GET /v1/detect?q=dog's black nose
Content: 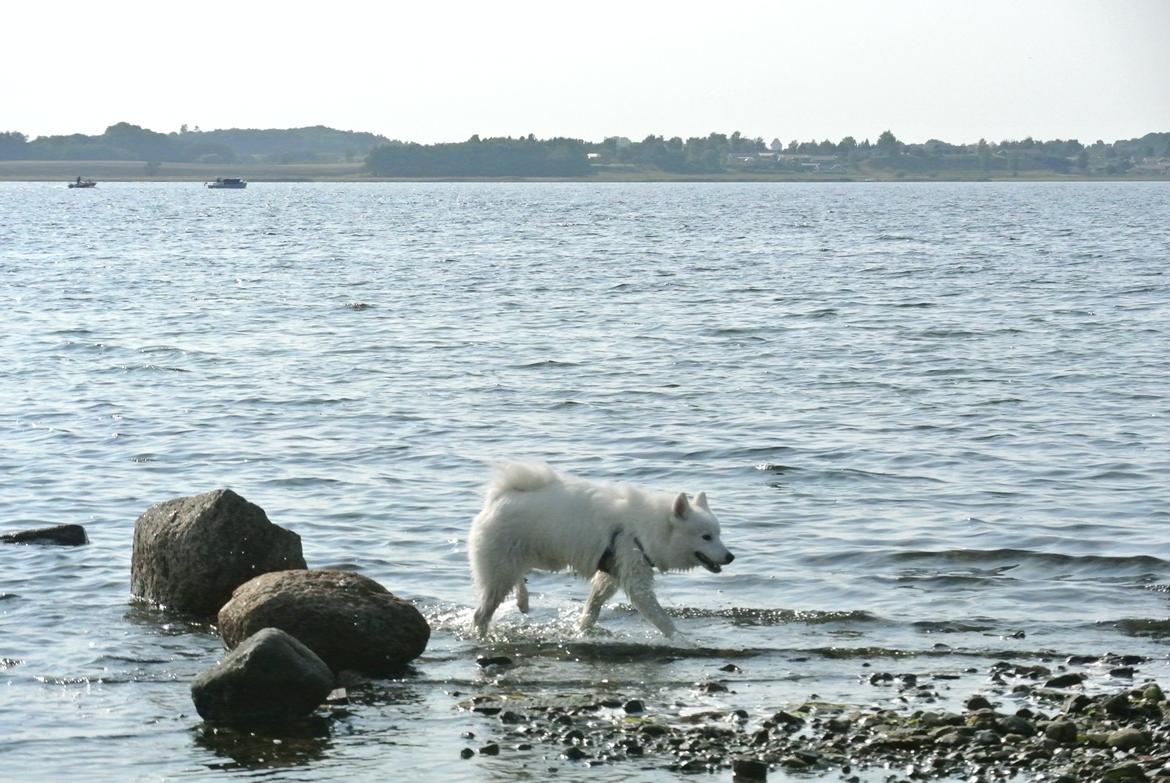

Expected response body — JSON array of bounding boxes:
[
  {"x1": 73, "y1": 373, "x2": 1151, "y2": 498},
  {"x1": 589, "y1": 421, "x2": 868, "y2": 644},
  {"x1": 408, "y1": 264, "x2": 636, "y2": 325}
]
[{"x1": 725, "y1": 552, "x2": 735, "y2": 564}]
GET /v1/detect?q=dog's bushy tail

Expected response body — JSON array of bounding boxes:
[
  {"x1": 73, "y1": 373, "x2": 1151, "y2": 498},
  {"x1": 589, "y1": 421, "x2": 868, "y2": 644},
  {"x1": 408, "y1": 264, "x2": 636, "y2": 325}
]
[{"x1": 488, "y1": 460, "x2": 559, "y2": 496}]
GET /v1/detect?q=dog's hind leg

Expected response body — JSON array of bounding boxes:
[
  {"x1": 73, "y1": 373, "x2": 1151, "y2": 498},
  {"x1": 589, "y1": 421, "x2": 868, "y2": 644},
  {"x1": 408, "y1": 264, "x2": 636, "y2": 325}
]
[
  {"x1": 579, "y1": 571, "x2": 619, "y2": 631},
  {"x1": 473, "y1": 585, "x2": 508, "y2": 638},
  {"x1": 515, "y1": 577, "x2": 529, "y2": 614},
  {"x1": 472, "y1": 562, "x2": 519, "y2": 638}
]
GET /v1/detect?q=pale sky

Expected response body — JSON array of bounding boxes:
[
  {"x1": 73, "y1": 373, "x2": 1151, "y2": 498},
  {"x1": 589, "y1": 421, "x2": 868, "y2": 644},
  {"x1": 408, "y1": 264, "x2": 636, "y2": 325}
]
[{"x1": 5, "y1": 0, "x2": 1169, "y2": 145}]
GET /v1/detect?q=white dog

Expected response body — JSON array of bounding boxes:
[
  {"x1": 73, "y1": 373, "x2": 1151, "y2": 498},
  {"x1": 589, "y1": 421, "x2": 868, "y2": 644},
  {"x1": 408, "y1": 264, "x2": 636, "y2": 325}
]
[{"x1": 468, "y1": 461, "x2": 734, "y2": 638}]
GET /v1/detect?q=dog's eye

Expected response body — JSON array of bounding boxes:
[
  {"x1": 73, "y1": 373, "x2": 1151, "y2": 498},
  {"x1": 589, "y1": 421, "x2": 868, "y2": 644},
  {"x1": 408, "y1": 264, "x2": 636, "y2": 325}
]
[{"x1": 702, "y1": 534, "x2": 713, "y2": 541}]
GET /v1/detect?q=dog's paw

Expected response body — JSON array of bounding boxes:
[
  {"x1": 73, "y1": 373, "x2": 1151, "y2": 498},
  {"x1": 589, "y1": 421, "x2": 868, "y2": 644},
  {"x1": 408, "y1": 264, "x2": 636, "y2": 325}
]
[{"x1": 578, "y1": 624, "x2": 614, "y2": 638}]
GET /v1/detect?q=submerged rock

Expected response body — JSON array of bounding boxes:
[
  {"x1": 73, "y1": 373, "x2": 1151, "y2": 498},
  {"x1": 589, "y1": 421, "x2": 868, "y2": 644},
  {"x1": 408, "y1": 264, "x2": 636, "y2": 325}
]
[
  {"x1": 131, "y1": 489, "x2": 306, "y2": 616},
  {"x1": 1, "y1": 524, "x2": 88, "y2": 546},
  {"x1": 732, "y1": 757, "x2": 768, "y2": 780},
  {"x1": 191, "y1": 627, "x2": 334, "y2": 725},
  {"x1": 217, "y1": 569, "x2": 429, "y2": 675}
]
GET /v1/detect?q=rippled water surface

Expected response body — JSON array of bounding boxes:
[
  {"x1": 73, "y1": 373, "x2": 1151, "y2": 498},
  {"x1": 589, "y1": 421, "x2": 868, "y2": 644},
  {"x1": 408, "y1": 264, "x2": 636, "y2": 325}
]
[{"x1": 1, "y1": 181, "x2": 1169, "y2": 781}]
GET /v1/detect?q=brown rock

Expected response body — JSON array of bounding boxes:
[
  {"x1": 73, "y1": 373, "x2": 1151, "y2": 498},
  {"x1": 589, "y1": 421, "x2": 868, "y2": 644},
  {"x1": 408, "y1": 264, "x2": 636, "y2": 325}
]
[
  {"x1": 130, "y1": 489, "x2": 306, "y2": 617},
  {"x1": 217, "y1": 569, "x2": 429, "y2": 674}
]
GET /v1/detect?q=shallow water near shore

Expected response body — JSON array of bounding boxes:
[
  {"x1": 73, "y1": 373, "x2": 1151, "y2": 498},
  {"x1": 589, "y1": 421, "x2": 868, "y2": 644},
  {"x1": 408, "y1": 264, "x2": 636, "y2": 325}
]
[{"x1": 2, "y1": 181, "x2": 1169, "y2": 781}]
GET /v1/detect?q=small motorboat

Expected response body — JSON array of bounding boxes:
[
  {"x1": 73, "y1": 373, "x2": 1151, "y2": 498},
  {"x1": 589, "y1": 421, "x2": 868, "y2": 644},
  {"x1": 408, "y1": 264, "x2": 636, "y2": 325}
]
[
  {"x1": 206, "y1": 177, "x2": 247, "y2": 189},
  {"x1": 69, "y1": 177, "x2": 97, "y2": 188}
]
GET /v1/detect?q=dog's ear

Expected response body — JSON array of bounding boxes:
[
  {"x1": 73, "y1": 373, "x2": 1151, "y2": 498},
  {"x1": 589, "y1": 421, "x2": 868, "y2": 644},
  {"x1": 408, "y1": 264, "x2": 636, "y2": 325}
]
[
  {"x1": 695, "y1": 492, "x2": 709, "y2": 511},
  {"x1": 672, "y1": 492, "x2": 691, "y2": 520}
]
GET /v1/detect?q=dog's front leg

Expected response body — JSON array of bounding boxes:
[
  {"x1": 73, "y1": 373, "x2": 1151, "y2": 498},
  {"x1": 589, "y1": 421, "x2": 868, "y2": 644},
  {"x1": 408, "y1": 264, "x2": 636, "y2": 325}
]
[
  {"x1": 621, "y1": 562, "x2": 678, "y2": 637},
  {"x1": 580, "y1": 571, "x2": 619, "y2": 630}
]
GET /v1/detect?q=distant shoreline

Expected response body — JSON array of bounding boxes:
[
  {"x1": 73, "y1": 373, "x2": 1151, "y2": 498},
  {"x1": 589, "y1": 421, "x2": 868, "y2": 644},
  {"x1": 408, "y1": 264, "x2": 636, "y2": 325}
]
[{"x1": 1, "y1": 159, "x2": 1165, "y2": 184}]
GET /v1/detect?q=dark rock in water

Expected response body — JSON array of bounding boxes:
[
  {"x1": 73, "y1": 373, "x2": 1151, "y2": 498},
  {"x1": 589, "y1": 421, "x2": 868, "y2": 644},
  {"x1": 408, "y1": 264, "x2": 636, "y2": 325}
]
[
  {"x1": 476, "y1": 655, "x2": 514, "y2": 669},
  {"x1": 131, "y1": 489, "x2": 306, "y2": 617},
  {"x1": 217, "y1": 569, "x2": 429, "y2": 674},
  {"x1": 623, "y1": 699, "x2": 645, "y2": 714},
  {"x1": 1044, "y1": 672, "x2": 1086, "y2": 689},
  {"x1": 1, "y1": 524, "x2": 88, "y2": 546},
  {"x1": 769, "y1": 710, "x2": 805, "y2": 730},
  {"x1": 1063, "y1": 693, "x2": 1092, "y2": 714},
  {"x1": 732, "y1": 757, "x2": 768, "y2": 780},
  {"x1": 965, "y1": 695, "x2": 993, "y2": 711},
  {"x1": 190, "y1": 627, "x2": 334, "y2": 725}
]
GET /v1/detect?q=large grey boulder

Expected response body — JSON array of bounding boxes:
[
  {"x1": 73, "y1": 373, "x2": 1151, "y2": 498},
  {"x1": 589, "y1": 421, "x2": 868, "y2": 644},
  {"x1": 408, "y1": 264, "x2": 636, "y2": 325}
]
[
  {"x1": 191, "y1": 627, "x2": 334, "y2": 725},
  {"x1": 218, "y1": 569, "x2": 430, "y2": 675},
  {"x1": 131, "y1": 489, "x2": 306, "y2": 617}
]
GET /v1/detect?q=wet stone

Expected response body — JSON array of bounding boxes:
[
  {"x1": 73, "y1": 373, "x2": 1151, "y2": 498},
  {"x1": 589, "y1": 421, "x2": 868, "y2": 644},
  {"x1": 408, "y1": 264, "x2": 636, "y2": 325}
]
[
  {"x1": 732, "y1": 757, "x2": 768, "y2": 780},
  {"x1": 1107, "y1": 728, "x2": 1149, "y2": 751},
  {"x1": 696, "y1": 681, "x2": 729, "y2": 693},
  {"x1": 1104, "y1": 693, "x2": 1131, "y2": 717},
  {"x1": 1045, "y1": 673, "x2": 1087, "y2": 689},
  {"x1": 965, "y1": 695, "x2": 993, "y2": 711},
  {"x1": 998, "y1": 715, "x2": 1036, "y2": 736},
  {"x1": 623, "y1": 699, "x2": 645, "y2": 714},
  {"x1": 1, "y1": 523, "x2": 88, "y2": 546},
  {"x1": 1044, "y1": 720, "x2": 1079, "y2": 744},
  {"x1": 1101, "y1": 761, "x2": 1148, "y2": 781}
]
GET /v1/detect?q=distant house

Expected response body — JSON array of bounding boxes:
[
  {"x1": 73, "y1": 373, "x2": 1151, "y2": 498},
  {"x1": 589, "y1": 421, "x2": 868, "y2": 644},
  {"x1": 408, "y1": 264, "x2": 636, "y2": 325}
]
[{"x1": 1134, "y1": 157, "x2": 1170, "y2": 174}]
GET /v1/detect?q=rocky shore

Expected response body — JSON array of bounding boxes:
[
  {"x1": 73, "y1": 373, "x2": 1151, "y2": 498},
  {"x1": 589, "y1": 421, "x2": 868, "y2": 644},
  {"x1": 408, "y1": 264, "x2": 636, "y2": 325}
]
[{"x1": 455, "y1": 658, "x2": 1170, "y2": 781}]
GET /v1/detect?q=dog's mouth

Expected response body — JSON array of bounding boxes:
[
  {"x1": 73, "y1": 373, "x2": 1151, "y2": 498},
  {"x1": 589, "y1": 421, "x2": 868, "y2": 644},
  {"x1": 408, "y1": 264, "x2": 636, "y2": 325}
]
[{"x1": 695, "y1": 551, "x2": 722, "y2": 574}]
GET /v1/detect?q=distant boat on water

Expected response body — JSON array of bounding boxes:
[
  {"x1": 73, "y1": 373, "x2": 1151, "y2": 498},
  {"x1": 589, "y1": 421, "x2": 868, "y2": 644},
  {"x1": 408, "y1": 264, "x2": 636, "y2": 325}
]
[
  {"x1": 69, "y1": 177, "x2": 96, "y2": 188},
  {"x1": 206, "y1": 177, "x2": 246, "y2": 189}
]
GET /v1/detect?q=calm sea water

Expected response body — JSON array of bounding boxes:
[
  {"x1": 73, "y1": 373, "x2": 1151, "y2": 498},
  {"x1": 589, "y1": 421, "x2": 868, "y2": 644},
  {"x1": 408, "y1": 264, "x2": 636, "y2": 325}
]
[{"x1": 1, "y1": 181, "x2": 1168, "y2": 781}]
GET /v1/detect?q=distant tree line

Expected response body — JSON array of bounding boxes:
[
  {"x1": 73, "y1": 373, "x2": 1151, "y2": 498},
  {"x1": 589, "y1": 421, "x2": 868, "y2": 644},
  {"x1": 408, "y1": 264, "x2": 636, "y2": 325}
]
[
  {"x1": 591, "y1": 130, "x2": 1170, "y2": 176},
  {"x1": 362, "y1": 130, "x2": 1169, "y2": 177},
  {"x1": 365, "y1": 136, "x2": 590, "y2": 177},
  {"x1": 3, "y1": 122, "x2": 1168, "y2": 178},
  {"x1": 0, "y1": 123, "x2": 389, "y2": 164}
]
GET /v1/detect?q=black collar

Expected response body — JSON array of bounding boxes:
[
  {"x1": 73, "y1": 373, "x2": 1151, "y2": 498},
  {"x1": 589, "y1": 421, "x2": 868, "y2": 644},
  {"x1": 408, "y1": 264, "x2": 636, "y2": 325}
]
[
  {"x1": 632, "y1": 535, "x2": 656, "y2": 569},
  {"x1": 597, "y1": 528, "x2": 656, "y2": 574}
]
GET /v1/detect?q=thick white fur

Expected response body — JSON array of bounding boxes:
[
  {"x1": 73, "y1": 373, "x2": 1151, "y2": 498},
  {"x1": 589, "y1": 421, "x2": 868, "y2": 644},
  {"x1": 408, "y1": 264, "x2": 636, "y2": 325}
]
[{"x1": 468, "y1": 461, "x2": 734, "y2": 638}]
